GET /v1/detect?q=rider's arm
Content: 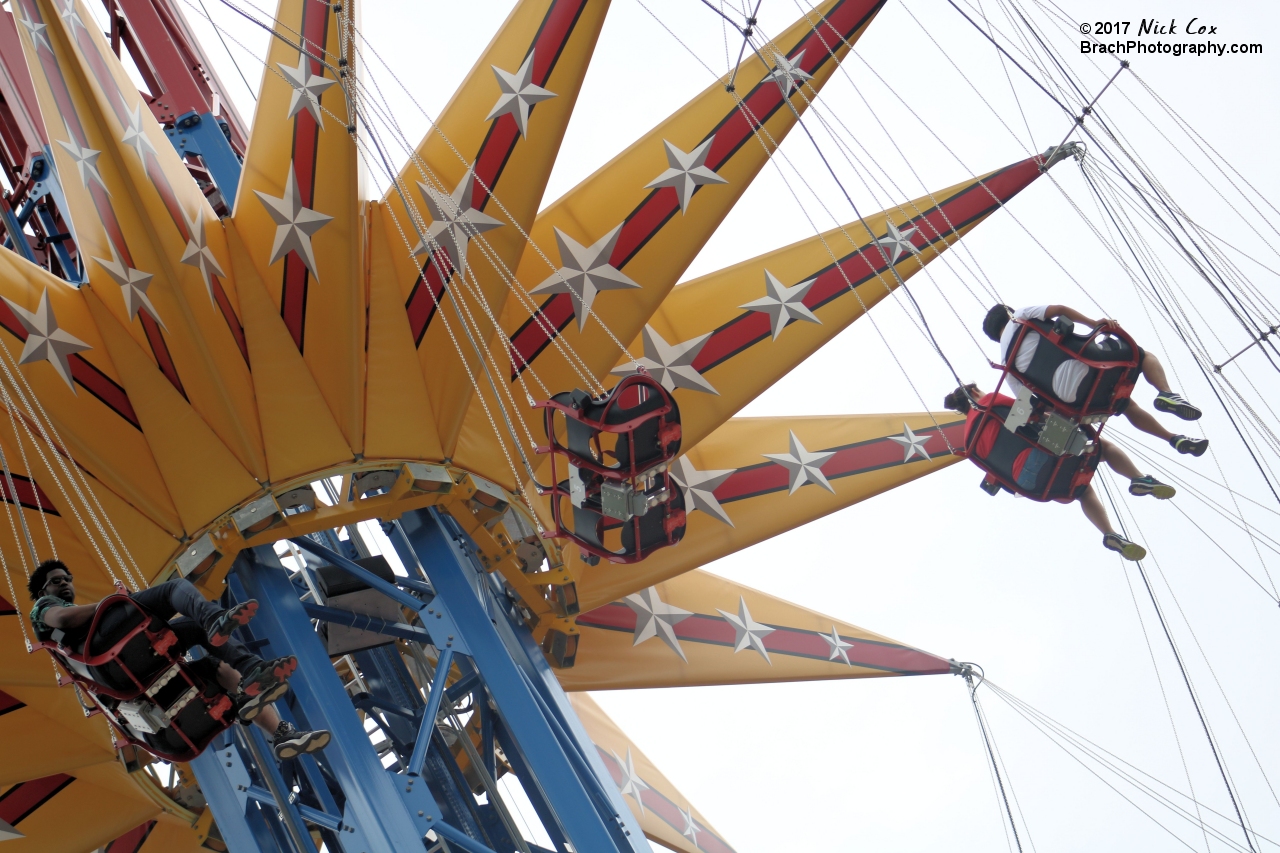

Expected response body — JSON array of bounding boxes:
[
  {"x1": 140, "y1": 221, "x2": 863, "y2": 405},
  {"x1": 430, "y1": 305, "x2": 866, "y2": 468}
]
[
  {"x1": 1044, "y1": 304, "x2": 1101, "y2": 329},
  {"x1": 44, "y1": 602, "x2": 100, "y2": 631}
]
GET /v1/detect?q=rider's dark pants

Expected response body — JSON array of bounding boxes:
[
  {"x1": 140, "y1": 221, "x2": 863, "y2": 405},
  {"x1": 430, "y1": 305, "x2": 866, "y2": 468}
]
[{"x1": 131, "y1": 579, "x2": 263, "y2": 674}]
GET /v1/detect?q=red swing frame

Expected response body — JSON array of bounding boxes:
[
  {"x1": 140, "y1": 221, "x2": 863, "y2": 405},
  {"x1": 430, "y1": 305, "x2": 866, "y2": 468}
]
[
  {"x1": 536, "y1": 373, "x2": 686, "y2": 564},
  {"x1": 997, "y1": 317, "x2": 1141, "y2": 421},
  {"x1": 962, "y1": 397, "x2": 1102, "y2": 504},
  {"x1": 33, "y1": 594, "x2": 235, "y2": 762}
]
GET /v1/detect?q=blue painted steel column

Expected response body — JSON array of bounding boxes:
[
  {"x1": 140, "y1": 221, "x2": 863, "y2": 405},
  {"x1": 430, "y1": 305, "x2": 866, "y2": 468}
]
[
  {"x1": 164, "y1": 112, "x2": 243, "y2": 209},
  {"x1": 232, "y1": 547, "x2": 435, "y2": 853},
  {"x1": 190, "y1": 734, "x2": 286, "y2": 853},
  {"x1": 396, "y1": 508, "x2": 651, "y2": 853}
]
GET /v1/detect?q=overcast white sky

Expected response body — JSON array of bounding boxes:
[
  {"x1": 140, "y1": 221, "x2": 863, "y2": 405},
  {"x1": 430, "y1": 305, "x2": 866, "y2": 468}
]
[{"x1": 165, "y1": 0, "x2": 1280, "y2": 849}]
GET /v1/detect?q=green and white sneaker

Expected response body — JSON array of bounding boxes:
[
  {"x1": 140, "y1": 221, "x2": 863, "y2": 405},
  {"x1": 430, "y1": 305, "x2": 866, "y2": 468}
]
[
  {"x1": 1170, "y1": 435, "x2": 1208, "y2": 457},
  {"x1": 1129, "y1": 476, "x2": 1175, "y2": 499},
  {"x1": 1153, "y1": 392, "x2": 1202, "y2": 421},
  {"x1": 1103, "y1": 533, "x2": 1146, "y2": 561}
]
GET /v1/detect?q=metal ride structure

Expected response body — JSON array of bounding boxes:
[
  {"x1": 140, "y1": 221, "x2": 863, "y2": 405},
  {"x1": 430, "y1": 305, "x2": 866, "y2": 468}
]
[{"x1": 0, "y1": 0, "x2": 1093, "y2": 850}]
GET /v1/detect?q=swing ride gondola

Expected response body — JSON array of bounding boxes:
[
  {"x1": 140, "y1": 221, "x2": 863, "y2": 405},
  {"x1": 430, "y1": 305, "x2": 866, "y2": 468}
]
[
  {"x1": 0, "y1": 0, "x2": 1274, "y2": 851},
  {"x1": 962, "y1": 317, "x2": 1142, "y2": 502}
]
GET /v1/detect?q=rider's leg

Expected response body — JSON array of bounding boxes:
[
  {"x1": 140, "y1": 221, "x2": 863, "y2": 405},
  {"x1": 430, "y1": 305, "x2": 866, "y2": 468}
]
[
  {"x1": 170, "y1": 618, "x2": 263, "y2": 674},
  {"x1": 1141, "y1": 351, "x2": 1173, "y2": 393},
  {"x1": 130, "y1": 579, "x2": 250, "y2": 640},
  {"x1": 213, "y1": 663, "x2": 285, "y2": 734},
  {"x1": 1100, "y1": 439, "x2": 1144, "y2": 479},
  {"x1": 1122, "y1": 402, "x2": 1177, "y2": 442},
  {"x1": 1079, "y1": 485, "x2": 1115, "y2": 535}
]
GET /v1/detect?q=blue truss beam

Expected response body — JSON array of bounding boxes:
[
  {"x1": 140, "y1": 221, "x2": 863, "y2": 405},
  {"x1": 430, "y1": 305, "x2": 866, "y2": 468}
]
[
  {"x1": 393, "y1": 508, "x2": 651, "y2": 853},
  {"x1": 189, "y1": 507, "x2": 652, "y2": 853}
]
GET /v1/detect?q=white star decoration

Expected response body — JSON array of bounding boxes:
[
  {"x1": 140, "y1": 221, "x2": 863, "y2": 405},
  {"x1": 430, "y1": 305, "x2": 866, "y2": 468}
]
[
  {"x1": 58, "y1": 0, "x2": 89, "y2": 36},
  {"x1": 889, "y1": 423, "x2": 933, "y2": 463},
  {"x1": 255, "y1": 163, "x2": 333, "y2": 279},
  {"x1": 55, "y1": 137, "x2": 108, "y2": 194},
  {"x1": 670, "y1": 456, "x2": 735, "y2": 527},
  {"x1": 680, "y1": 806, "x2": 699, "y2": 844},
  {"x1": 822, "y1": 625, "x2": 854, "y2": 666},
  {"x1": 716, "y1": 596, "x2": 774, "y2": 663},
  {"x1": 120, "y1": 103, "x2": 157, "y2": 162},
  {"x1": 92, "y1": 244, "x2": 164, "y2": 329},
  {"x1": 873, "y1": 220, "x2": 919, "y2": 266},
  {"x1": 17, "y1": 7, "x2": 51, "y2": 54},
  {"x1": 612, "y1": 325, "x2": 718, "y2": 395},
  {"x1": 278, "y1": 52, "x2": 337, "y2": 127},
  {"x1": 412, "y1": 169, "x2": 504, "y2": 276},
  {"x1": 624, "y1": 586, "x2": 692, "y2": 661},
  {"x1": 2, "y1": 290, "x2": 90, "y2": 391},
  {"x1": 485, "y1": 52, "x2": 556, "y2": 138},
  {"x1": 644, "y1": 138, "x2": 727, "y2": 215},
  {"x1": 530, "y1": 226, "x2": 639, "y2": 330},
  {"x1": 763, "y1": 430, "x2": 836, "y2": 494},
  {"x1": 769, "y1": 50, "x2": 813, "y2": 94},
  {"x1": 740, "y1": 269, "x2": 821, "y2": 340},
  {"x1": 613, "y1": 749, "x2": 650, "y2": 814},
  {"x1": 180, "y1": 207, "x2": 226, "y2": 304}
]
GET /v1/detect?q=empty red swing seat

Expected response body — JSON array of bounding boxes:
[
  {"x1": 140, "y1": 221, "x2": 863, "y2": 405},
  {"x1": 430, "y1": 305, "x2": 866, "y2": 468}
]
[{"x1": 537, "y1": 373, "x2": 686, "y2": 564}]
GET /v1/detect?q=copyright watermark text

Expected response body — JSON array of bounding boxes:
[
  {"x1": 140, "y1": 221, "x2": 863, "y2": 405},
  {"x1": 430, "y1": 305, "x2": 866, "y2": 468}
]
[{"x1": 1078, "y1": 18, "x2": 1261, "y2": 58}]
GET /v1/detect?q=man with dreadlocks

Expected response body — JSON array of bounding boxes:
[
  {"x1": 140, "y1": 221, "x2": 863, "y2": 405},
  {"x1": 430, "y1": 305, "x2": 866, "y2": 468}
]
[
  {"x1": 982, "y1": 303, "x2": 1209, "y2": 456},
  {"x1": 28, "y1": 559, "x2": 330, "y2": 760}
]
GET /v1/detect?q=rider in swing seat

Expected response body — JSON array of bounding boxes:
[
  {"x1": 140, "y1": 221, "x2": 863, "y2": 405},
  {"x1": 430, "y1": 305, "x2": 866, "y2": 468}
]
[
  {"x1": 945, "y1": 384, "x2": 1176, "y2": 561},
  {"x1": 28, "y1": 560, "x2": 330, "y2": 760},
  {"x1": 982, "y1": 304, "x2": 1209, "y2": 457}
]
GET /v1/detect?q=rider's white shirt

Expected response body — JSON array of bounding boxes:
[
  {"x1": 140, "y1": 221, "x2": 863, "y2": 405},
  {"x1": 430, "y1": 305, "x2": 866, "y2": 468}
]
[{"x1": 999, "y1": 305, "x2": 1089, "y2": 402}]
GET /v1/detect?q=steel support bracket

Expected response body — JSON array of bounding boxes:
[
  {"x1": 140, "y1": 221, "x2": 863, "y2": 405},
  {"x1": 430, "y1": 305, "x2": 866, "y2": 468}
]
[{"x1": 164, "y1": 111, "x2": 242, "y2": 210}]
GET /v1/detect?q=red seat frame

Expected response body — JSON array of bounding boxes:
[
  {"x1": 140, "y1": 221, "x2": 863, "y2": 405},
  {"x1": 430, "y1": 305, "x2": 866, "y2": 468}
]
[
  {"x1": 961, "y1": 398, "x2": 1101, "y2": 504},
  {"x1": 536, "y1": 373, "x2": 686, "y2": 564},
  {"x1": 33, "y1": 594, "x2": 234, "y2": 762},
  {"x1": 997, "y1": 318, "x2": 1140, "y2": 421}
]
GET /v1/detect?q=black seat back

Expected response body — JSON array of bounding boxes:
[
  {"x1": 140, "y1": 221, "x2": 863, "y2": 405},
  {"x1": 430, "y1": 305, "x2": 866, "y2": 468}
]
[
  {"x1": 80, "y1": 599, "x2": 170, "y2": 693},
  {"x1": 970, "y1": 405, "x2": 1099, "y2": 502}
]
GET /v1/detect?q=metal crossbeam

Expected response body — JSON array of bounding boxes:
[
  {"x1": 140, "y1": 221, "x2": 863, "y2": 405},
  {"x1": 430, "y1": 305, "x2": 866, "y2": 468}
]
[{"x1": 189, "y1": 508, "x2": 651, "y2": 853}]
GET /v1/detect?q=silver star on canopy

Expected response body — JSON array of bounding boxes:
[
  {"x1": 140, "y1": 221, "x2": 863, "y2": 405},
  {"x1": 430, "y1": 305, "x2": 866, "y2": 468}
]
[
  {"x1": 255, "y1": 163, "x2": 333, "y2": 279},
  {"x1": 92, "y1": 244, "x2": 164, "y2": 329},
  {"x1": 612, "y1": 326, "x2": 718, "y2": 395},
  {"x1": 17, "y1": 7, "x2": 51, "y2": 54},
  {"x1": 0, "y1": 814, "x2": 23, "y2": 841},
  {"x1": 624, "y1": 586, "x2": 692, "y2": 661},
  {"x1": 612, "y1": 749, "x2": 650, "y2": 814},
  {"x1": 2, "y1": 290, "x2": 90, "y2": 391},
  {"x1": 180, "y1": 207, "x2": 226, "y2": 304},
  {"x1": 644, "y1": 138, "x2": 727, "y2": 214},
  {"x1": 822, "y1": 625, "x2": 854, "y2": 666},
  {"x1": 740, "y1": 269, "x2": 821, "y2": 340},
  {"x1": 889, "y1": 422, "x2": 933, "y2": 463},
  {"x1": 763, "y1": 430, "x2": 835, "y2": 495},
  {"x1": 485, "y1": 52, "x2": 556, "y2": 137},
  {"x1": 58, "y1": 0, "x2": 89, "y2": 35},
  {"x1": 670, "y1": 456, "x2": 735, "y2": 527},
  {"x1": 55, "y1": 137, "x2": 108, "y2": 194},
  {"x1": 873, "y1": 220, "x2": 919, "y2": 265},
  {"x1": 531, "y1": 226, "x2": 639, "y2": 330},
  {"x1": 716, "y1": 596, "x2": 774, "y2": 663},
  {"x1": 120, "y1": 103, "x2": 157, "y2": 162},
  {"x1": 411, "y1": 169, "x2": 504, "y2": 276},
  {"x1": 278, "y1": 51, "x2": 337, "y2": 127},
  {"x1": 769, "y1": 50, "x2": 813, "y2": 94},
  {"x1": 680, "y1": 806, "x2": 699, "y2": 844}
]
